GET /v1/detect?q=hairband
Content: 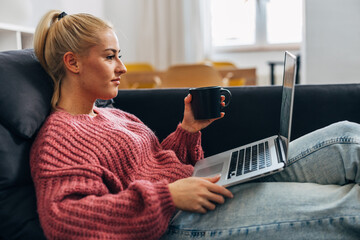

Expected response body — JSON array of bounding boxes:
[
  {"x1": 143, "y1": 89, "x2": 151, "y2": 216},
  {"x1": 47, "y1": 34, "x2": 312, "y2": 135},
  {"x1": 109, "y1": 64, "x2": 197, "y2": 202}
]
[{"x1": 58, "y1": 12, "x2": 68, "y2": 20}]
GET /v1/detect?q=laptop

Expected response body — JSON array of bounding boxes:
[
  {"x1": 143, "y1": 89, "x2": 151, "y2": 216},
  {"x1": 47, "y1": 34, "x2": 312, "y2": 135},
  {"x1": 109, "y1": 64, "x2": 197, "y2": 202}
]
[{"x1": 192, "y1": 51, "x2": 297, "y2": 187}]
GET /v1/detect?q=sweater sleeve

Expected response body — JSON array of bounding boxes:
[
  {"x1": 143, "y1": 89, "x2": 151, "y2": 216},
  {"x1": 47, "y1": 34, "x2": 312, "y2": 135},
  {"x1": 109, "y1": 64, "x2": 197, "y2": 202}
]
[
  {"x1": 30, "y1": 141, "x2": 175, "y2": 240},
  {"x1": 161, "y1": 124, "x2": 204, "y2": 165},
  {"x1": 110, "y1": 109, "x2": 204, "y2": 165}
]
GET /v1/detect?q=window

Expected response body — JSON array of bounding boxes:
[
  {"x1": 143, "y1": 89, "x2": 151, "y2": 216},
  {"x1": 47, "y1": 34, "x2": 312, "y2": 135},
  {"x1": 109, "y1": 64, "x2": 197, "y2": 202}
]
[{"x1": 210, "y1": 0, "x2": 303, "y2": 50}]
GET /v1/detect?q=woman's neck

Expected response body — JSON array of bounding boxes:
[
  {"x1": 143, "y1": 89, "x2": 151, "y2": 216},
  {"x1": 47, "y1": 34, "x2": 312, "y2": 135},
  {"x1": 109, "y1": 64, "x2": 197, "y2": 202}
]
[
  {"x1": 56, "y1": 92, "x2": 97, "y2": 117},
  {"x1": 57, "y1": 102, "x2": 97, "y2": 117},
  {"x1": 57, "y1": 100, "x2": 97, "y2": 117},
  {"x1": 57, "y1": 77, "x2": 97, "y2": 117}
]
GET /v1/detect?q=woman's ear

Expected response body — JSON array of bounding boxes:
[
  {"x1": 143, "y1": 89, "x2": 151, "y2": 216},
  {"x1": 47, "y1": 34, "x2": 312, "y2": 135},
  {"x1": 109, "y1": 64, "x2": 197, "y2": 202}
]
[{"x1": 63, "y1": 52, "x2": 79, "y2": 74}]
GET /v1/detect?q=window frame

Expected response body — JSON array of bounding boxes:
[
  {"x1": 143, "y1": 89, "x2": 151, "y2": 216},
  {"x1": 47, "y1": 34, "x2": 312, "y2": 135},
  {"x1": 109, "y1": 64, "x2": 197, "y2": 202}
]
[{"x1": 211, "y1": 0, "x2": 302, "y2": 53}]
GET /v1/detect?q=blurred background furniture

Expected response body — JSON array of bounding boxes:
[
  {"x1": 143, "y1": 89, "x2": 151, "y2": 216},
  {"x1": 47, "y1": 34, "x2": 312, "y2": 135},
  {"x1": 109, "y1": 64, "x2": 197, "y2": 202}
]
[
  {"x1": 161, "y1": 64, "x2": 226, "y2": 88},
  {"x1": 268, "y1": 55, "x2": 301, "y2": 85},
  {"x1": 121, "y1": 62, "x2": 161, "y2": 89},
  {"x1": 121, "y1": 72, "x2": 162, "y2": 89},
  {"x1": 124, "y1": 62, "x2": 155, "y2": 72},
  {"x1": 121, "y1": 61, "x2": 257, "y2": 89},
  {"x1": 118, "y1": 76, "x2": 131, "y2": 89},
  {"x1": 0, "y1": 23, "x2": 34, "y2": 51},
  {"x1": 205, "y1": 60, "x2": 257, "y2": 86},
  {"x1": 210, "y1": 61, "x2": 237, "y2": 69},
  {"x1": 217, "y1": 68, "x2": 257, "y2": 86}
]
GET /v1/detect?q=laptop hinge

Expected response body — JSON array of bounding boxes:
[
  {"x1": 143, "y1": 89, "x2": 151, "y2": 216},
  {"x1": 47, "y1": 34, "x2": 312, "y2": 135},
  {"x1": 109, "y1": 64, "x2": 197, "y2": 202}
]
[{"x1": 274, "y1": 136, "x2": 286, "y2": 166}]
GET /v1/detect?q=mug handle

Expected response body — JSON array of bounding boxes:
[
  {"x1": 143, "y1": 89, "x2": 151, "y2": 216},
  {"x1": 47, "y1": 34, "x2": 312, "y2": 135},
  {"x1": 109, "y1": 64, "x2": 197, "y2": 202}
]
[{"x1": 220, "y1": 88, "x2": 232, "y2": 108}]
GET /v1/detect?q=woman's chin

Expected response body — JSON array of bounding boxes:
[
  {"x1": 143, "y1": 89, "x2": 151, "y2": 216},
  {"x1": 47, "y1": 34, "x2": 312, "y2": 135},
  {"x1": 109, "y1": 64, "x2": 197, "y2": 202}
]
[{"x1": 100, "y1": 91, "x2": 119, "y2": 100}]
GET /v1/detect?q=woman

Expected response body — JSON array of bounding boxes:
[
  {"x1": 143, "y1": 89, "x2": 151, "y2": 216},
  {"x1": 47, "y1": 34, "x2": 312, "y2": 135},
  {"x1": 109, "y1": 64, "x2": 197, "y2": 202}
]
[{"x1": 30, "y1": 10, "x2": 360, "y2": 240}]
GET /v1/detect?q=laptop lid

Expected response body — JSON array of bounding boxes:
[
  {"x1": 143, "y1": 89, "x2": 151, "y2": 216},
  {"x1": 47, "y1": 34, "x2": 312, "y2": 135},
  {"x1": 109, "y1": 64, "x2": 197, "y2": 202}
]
[{"x1": 278, "y1": 51, "x2": 297, "y2": 162}]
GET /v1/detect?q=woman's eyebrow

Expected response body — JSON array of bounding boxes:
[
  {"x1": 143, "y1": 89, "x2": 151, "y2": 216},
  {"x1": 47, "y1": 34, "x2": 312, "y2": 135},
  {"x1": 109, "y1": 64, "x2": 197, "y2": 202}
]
[{"x1": 104, "y1": 48, "x2": 121, "y2": 54}]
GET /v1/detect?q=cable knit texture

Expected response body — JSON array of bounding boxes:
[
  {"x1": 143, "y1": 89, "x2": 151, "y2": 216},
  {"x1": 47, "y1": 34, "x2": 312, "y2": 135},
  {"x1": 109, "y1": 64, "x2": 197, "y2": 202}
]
[{"x1": 30, "y1": 107, "x2": 204, "y2": 240}]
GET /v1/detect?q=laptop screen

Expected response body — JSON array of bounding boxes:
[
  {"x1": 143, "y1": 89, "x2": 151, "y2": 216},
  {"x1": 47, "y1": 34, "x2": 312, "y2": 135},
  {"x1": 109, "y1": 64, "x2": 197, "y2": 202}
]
[{"x1": 279, "y1": 51, "x2": 297, "y2": 158}]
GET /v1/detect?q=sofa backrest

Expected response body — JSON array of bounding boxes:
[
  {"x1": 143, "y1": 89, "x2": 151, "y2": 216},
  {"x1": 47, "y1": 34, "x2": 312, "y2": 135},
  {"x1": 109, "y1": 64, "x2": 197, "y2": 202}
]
[{"x1": 114, "y1": 84, "x2": 360, "y2": 157}]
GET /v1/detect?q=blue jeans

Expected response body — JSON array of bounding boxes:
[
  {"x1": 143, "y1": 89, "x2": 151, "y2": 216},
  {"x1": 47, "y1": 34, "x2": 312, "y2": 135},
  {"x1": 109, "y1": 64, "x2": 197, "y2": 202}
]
[{"x1": 161, "y1": 121, "x2": 360, "y2": 239}]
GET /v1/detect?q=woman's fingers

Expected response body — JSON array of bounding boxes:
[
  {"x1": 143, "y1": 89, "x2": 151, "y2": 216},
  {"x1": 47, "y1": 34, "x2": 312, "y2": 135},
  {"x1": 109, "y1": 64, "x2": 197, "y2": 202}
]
[
  {"x1": 202, "y1": 174, "x2": 221, "y2": 183},
  {"x1": 196, "y1": 177, "x2": 234, "y2": 212},
  {"x1": 202, "y1": 176, "x2": 234, "y2": 199},
  {"x1": 194, "y1": 205, "x2": 207, "y2": 214},
  {"x1": 184, "y1": 93, "x2": 192, "y2": 104},
  {"x1": 206, "y1": 192, "x2": 225, "y2": 205},
  {"x1": 200, "y1": 198, "x2": 216, "y2": 212},
  {"x1": 209, "y1": 184, "x2": 233, "y2": 199},
  {"x1": 168, "y1": 176, "x2": 233, "y2": 214}
]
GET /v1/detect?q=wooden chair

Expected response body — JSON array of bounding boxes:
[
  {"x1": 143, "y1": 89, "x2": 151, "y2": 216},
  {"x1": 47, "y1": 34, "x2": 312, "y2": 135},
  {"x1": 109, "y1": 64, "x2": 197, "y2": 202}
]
[
  {"x1": 161, "y1": 64, "x2": 226, "y2": 88},
  {"x1": 121, "y1": 71, "x2": 162, "y2": 89},
  {"x1": 211, "y1": 61, "x2": 237, "y2": 69},
  {"x1": 204, "y1": 61, "x2": 249, "y2": 86},
  {"x1": 218, "y1": 68, "x2": 257, "y2": 86},
  {"x1": 121, "y1": 62, "x2": 161, "y2": 89},
  {"x1": 124, "y1": 63, "x2": 154, "y2": 72}
]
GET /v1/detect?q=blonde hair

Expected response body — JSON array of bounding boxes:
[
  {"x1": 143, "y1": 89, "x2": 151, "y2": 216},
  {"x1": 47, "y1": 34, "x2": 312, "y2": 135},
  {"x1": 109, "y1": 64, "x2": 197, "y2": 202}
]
[{"x1": 34, "y1": 10, "x2": 113, "y2": 109}]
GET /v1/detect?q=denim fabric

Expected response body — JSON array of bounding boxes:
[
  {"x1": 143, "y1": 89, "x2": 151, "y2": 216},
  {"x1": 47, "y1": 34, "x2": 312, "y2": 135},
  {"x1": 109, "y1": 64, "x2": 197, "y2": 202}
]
[{"x1": 161, "y1": 121, "x2": 360, "y2": 239}]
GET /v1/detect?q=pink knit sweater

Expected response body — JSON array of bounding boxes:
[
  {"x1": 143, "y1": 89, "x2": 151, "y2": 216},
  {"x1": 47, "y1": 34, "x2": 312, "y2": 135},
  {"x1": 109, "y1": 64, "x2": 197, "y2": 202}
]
[{"x1": 30, "y1": 107, "x2": 204, "y2": 240}]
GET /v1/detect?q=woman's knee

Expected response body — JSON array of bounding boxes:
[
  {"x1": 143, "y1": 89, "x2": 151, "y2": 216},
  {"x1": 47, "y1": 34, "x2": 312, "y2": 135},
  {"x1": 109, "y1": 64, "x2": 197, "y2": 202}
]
[
  {"x1": 328, "y1": 121, "x2": 360, "y2": 137},
  {"x1": 289, "y1": 121, "x2": 360, "y2": 160}
]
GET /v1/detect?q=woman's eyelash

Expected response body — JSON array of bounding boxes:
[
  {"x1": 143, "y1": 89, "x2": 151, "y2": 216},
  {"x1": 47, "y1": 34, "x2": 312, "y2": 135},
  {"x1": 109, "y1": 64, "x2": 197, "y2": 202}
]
[{"x1": 107, "y1": 55, "x2": 122, "y2": 60}]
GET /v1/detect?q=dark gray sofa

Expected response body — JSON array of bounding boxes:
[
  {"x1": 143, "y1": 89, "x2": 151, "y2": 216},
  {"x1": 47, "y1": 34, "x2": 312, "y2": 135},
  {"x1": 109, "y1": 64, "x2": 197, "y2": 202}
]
[{"x1": 0, "y1": 49, "x2": 359, "y2": 239}]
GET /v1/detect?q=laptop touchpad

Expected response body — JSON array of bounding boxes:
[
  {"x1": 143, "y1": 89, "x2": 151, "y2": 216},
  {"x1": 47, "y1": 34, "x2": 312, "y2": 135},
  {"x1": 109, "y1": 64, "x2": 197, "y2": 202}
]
[{"x1": 195, "y1": 163, "x2": 224, "y2": 177}]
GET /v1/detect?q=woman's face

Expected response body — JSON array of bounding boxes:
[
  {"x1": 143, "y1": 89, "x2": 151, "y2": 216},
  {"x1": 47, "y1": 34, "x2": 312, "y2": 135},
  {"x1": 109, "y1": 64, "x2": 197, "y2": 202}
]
[{"x1": 77, "y1": 29, "x2": 126, "y2": 101}]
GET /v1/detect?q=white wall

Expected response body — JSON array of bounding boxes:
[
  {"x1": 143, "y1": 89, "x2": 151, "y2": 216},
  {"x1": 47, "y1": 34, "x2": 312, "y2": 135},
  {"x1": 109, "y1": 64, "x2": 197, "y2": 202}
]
[
  {"x1": 0, "y1": 0, "x2": 34, "y2": 27},
  {"x1": 0, "y1": 0, "x2": 104, "y2": 28},
  {"x1": 303, "y1": 0, "x2": 360, "y2": 84},
  {"x1": 103, "y1": 0, "x2": 140, "y2": 63}
]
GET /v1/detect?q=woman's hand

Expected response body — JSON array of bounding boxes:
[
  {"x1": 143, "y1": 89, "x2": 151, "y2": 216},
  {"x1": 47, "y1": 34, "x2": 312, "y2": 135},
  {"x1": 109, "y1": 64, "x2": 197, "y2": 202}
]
[
  {"x1": 168, "y1": 175, "x2": 233, "y2": 214},
  {"x1": 180, "y1": 94, "x2": 225, "y2": 133}
]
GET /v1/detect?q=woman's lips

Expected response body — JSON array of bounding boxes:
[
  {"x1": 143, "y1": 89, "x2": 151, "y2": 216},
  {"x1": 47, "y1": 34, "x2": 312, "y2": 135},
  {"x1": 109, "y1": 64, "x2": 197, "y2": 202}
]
[{"x1": 112, "y1": 78, "x2": 121, "y2": 85}]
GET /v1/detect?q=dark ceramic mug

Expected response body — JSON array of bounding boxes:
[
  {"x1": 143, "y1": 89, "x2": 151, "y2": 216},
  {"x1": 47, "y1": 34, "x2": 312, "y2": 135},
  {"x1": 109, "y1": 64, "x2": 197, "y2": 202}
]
[{"x1": 189, "y1": 86, "x2": 232, "y2": 120}]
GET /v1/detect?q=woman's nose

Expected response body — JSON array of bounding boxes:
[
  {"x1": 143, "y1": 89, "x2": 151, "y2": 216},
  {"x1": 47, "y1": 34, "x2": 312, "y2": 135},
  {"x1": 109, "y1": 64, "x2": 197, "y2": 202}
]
[{"x1": 116, "y1": 60, "x2": 127, "y2": 74}]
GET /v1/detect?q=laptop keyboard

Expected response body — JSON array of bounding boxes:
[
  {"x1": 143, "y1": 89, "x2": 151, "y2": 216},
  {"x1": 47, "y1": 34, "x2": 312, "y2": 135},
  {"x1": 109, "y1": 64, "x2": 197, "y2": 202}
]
[{"x1": 228, "y1": 142, "x2": 271, "y2": 179}]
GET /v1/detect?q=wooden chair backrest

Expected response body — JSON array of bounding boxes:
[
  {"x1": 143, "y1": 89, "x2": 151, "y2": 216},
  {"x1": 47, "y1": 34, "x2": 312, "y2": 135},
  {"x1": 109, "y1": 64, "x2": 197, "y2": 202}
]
[{"x1": 161, "y1": 64, "x2": 224, "y2": 88}]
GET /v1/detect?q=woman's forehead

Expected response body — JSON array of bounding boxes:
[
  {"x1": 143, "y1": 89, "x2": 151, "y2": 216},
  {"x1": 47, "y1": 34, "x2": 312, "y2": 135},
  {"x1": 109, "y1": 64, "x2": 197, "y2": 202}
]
[{"x1": 98, "y1": 29, "x2": 120, "y2": 51}]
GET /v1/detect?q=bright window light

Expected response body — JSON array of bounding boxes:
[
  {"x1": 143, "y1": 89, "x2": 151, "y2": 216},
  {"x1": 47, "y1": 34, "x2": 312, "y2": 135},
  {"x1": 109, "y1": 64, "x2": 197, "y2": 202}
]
[
  {"x1": 266, "y1": 0, "x2": 303, "y2": 44},
  {"x1": 211, "y1": 0, "x2": 256, "y2": 46},
  {"x1": 211, "y1": 0, "x2": 303, "y2": 48}
]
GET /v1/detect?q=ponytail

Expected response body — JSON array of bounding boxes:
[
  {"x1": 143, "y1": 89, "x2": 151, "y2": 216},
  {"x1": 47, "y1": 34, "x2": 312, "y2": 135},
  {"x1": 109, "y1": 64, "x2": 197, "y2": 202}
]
[{"x1": 33, "y1": 10, "x2": 112, "y2": 109}]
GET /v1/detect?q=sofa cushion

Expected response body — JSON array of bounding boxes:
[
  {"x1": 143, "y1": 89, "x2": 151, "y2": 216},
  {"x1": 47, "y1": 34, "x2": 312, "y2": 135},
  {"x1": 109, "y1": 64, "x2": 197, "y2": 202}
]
[
  {"x1": 0, "y1": 49, "x2": 50, "y2": 239},
  {"x1": 0, "y1": 184, "x2": 45, "y2": 239},
  {"x1": 0, "y1": 49, "x2": 116, "y2": 239},
  {"x1": 0, "y1": 49, "x2": 53, "y2": 139}
]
